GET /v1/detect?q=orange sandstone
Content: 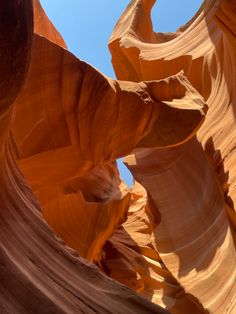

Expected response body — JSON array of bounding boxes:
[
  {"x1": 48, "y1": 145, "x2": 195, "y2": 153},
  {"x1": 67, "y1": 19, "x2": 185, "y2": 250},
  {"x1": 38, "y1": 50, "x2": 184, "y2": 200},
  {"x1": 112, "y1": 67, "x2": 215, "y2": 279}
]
[{"x1": 0, "y1": 0, "x2": 234, "y2": 313}]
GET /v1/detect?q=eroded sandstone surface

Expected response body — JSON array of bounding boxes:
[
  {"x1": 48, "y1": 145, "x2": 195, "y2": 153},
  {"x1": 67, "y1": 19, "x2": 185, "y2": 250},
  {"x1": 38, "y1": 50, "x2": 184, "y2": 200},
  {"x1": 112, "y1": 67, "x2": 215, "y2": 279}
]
[{"x1": 0, "y1": 0, "x2": 235, "y2": 313}]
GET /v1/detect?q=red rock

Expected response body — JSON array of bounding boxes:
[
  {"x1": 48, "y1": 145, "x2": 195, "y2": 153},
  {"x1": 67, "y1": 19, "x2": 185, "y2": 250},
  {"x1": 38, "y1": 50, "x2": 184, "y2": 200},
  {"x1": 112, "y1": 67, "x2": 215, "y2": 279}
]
[
  {"x1": 109, "y1": 0, "x2": 236, "y2": 313},
  {"x1": 0, "y1": 0, "x2": 235, "y2": 313}
]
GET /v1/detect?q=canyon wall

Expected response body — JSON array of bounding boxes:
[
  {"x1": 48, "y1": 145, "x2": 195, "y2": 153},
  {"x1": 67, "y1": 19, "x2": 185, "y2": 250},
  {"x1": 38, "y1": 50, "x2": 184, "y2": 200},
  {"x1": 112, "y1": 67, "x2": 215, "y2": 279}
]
[{"x1": 0, "y1": 0, "x2": 235, "y2": 313}]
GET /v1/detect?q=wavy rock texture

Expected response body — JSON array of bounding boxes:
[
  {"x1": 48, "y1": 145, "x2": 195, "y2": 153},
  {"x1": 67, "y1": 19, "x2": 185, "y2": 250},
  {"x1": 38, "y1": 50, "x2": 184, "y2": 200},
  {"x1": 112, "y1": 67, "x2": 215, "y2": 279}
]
[
  {"x1": 108, "y1": 0, "x2": 236, "y2": 313},
  {"x1": 0, "y1": 0, "x2": 235, "y2": 313},
  {"x1": 0, "y1": 1, "x2": 169, "y2": 313}
]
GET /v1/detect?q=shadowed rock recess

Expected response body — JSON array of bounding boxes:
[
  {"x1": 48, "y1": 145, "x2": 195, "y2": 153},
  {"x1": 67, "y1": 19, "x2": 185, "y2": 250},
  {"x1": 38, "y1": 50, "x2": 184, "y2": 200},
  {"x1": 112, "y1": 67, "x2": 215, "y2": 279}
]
[{"x1": 0, "y1": 0, "x2": 235, "y2": 313}]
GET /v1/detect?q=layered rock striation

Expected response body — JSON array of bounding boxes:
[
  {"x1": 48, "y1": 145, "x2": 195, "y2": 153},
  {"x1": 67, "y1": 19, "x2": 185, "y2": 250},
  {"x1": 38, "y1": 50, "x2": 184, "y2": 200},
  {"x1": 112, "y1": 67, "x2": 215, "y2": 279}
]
[{"x1": 0, "y1": 0, "x2": 235, "y2": 313}]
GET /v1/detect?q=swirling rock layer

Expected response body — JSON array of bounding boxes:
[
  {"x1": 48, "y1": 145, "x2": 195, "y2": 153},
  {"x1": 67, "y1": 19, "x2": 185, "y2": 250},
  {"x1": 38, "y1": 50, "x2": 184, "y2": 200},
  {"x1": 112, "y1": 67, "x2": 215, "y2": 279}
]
[
  {"x1": 109, "y1": 0, "x2": 236, "y2": 313},
  {"x1": 0, "y1": 0, "x2": 235, "y2": 313}
]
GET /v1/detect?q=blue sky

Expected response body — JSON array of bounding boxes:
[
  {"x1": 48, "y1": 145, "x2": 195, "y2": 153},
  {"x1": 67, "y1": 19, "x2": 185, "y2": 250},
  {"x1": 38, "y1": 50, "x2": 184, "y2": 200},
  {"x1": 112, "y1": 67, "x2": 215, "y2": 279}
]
[{"x1": 40, "y1": 0, "x2": 203, "y2": 186}]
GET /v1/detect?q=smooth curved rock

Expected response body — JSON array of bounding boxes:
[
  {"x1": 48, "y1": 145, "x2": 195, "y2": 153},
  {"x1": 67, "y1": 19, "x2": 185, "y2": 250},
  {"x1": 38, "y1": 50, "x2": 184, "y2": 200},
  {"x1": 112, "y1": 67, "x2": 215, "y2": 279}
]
[
  {"x1": 0, "y1": 0, "x2": 235, "y2": 313},
  {"x1": 0, "y1": 1, "x2": 168, "y2": 313},
  {"x1": 109, "y1": 0, "x2": 236, "y2": 313}
]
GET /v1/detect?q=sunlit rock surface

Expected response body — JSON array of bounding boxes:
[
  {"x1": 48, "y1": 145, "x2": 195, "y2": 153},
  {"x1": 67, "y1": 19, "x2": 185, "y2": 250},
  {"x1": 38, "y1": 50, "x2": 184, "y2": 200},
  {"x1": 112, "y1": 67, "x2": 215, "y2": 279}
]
[{"x1": 0, "y1": 0, "x2": 235, "y2": 313}]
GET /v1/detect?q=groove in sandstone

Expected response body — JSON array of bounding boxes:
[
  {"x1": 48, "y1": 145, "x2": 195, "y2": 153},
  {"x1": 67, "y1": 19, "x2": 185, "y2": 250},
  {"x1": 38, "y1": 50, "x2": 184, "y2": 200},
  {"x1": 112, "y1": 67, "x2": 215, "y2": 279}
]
[{"x1": 0, "y1": 0, "x2": 235, "y2": 313}]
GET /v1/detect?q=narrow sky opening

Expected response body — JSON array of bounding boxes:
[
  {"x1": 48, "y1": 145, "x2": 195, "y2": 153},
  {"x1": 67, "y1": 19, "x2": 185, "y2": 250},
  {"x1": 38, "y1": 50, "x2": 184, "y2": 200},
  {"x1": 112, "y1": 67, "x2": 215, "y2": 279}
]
[{"x1": 151, "y1": 0, "x2": 203, "y2": 33}]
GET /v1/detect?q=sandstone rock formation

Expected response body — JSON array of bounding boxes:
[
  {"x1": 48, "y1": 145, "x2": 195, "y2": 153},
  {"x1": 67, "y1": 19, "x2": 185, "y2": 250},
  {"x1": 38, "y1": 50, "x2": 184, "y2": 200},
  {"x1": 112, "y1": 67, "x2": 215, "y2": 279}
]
[{"x1": 0, "y1": 0, "x2": 235, "y2": 313}]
